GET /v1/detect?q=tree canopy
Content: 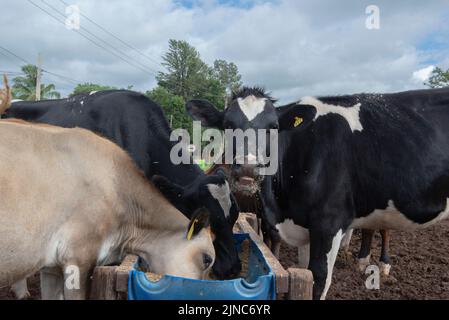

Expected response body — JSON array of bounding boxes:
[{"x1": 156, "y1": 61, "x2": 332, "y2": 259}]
[
  {"x1": 12, "y1": 64, "x2": 61, "y2": 101},
  {"x1": 146, "y1": 86, "x2": 188, "y2": 130},
  {"x1": 213, "y1": 59, "x2": 242, "y2": 94},
  {"x1": 156, "y1": 39, "x2": 211, "y2": 101},
  {"x1": 155, "y1": 39, "x2": 242, "y2": 129},
  {"x1": 426, "y1": 67, "x2": 449, "y2": 88}
]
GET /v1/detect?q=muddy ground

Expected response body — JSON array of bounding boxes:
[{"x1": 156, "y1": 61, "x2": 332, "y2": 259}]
[
  {"x1": 2, "y1": 221, "x2": 449, "y2": 300},
  {"x1": 280, "y1": 220, "x2": 449, "y2": 300}
]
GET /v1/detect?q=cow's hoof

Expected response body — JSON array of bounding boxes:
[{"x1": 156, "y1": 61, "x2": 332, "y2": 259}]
[
  {"x1": 379, "y1": 262, "x2": 392, "y2": 277},
  {"x1": 358, "y1": 255, "x2": 371, "y2": 272}
]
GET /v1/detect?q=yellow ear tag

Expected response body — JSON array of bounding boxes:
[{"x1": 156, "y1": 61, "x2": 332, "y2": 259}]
[
  {"x1": 294, "y1": 117, "x2": 303, "y2": 128},
  {"x1": 187, "y1": 219, "x2": 199, "y2": 241}
]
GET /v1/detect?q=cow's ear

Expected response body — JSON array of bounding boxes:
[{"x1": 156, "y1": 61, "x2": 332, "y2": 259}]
[
  {"x1": 277, "y1": 104, "x2": 317, "y2": 131},
  {"x1": 186, "y1": 99, "x2": 224, "y2": 129},
  {"x1": 186, "y1": 207, "x2": 210, "y2": 240},
  {"x1": 152, "y1": 175, "x2": 185, "y2": 204}
]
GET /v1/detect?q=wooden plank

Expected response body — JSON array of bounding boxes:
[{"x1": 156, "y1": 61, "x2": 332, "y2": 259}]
[
  {"x1": 237, "y1": 214, "x2": 289, "y2": 295},
  {"x1": 90, "y1": 266, "x2": 117, "y2": 300},
  {"x1": 245, "y1": 213, "x2": 259, "y2": 233},
  {"x1": 115, "y1": 255, "x2": 138, "y2": 294},
  {"x1": 288, "y1": 268, "x2": 313, "y2": 300}
]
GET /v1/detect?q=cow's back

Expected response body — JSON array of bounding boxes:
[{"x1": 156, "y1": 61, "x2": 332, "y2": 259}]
[
  {"x1": 0, "y1": 122, "x2": 121, "y2": 282},
  {"x1": 7, "y1": 91, "x2": 202, "y2": 186},
  {"x1": 278, "y1": 88, "x2": 449, "y2": 226}
]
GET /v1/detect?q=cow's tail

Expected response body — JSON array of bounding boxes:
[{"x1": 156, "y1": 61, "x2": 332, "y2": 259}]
[{"x1": 0, "y1": 74, "x2": 12, "y2": 115}]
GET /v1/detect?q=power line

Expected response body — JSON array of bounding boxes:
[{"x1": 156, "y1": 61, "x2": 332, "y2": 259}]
[
  {"x1": 27, "y1": 0, "x2": 156, "y2": 77},
  {"x1": 0, "y1": 70, "x2": 25, "y2": 75},
  {"x1": 0, "y1": 45, "x2": 81, "y2": 85},
  {"x1": 58, "y1": 0, "x2": 162, "y2": 69},
  {"x1": 41, "y1": 0, "x2": 159, "y2": 75},
  {"x1": 42, "y1": 70, "x2": 80, "y2": 85},
  {"x1": 0, "y1": 51, "x2": 14, "y2": 61},
  {"x1": 0, "y1": 46, "x2": 32, "y2": 65},
  {"x1": 13, "y1": 1, "x2": 232, "y2": 100},
  {"x1": 54, "y1": 0, "x2": 228, "y2": 100}
]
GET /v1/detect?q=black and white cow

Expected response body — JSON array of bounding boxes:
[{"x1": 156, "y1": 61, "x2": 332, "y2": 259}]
[
  {"x1": 3, "y1": 90, "x2": 241, "y2": 280},
  {"x1": 187, "y1": 86, "x2": 449, "y2": 299}
]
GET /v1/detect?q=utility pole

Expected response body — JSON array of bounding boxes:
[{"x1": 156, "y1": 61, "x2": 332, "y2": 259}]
[{"x1": 35, "y1": 53, "x2": 42, "y2": 101}]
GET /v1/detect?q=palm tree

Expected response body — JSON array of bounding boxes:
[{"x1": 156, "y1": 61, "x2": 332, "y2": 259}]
[{"x1": 12, "y1": 65, "x2": 61, "y2": 101}]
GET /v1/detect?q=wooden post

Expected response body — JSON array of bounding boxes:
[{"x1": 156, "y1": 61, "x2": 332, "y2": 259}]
[
  {"x1": 244, "y1": 213, "x2": 258, "y2": 233},
  {"x1": 89, "y1": 267, "x2": 117, "y2": 300},
  {"x1": 288, "y1": 268, "x2": 314, "y2": 300},
  {"x1": 35, "y1": 53, "x2": 42, "y2": 101},
  {"x1": 115, "y1": 255, "x2": 138, "y2": 300},
  {"x1": 90, "y1": 256, "x2": 137, "y2": 300},
  {"x1": 237, "y1": 214, "x2": 289, "y2": 296}
]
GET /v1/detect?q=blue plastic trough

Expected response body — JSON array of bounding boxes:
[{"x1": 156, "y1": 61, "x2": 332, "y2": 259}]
[{"x1": 127, "y1": 233, "x2": 276, "y2": 300}]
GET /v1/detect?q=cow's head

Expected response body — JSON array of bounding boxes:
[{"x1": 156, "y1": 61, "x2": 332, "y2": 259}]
[
  {"x1": 186, "y1": 87, "x2": 317, "y2": 195},
  {"x1": 186, "y1": 87, "x2": 279, "y2": 195},
  {"x1": 138, "y1": 207, "x2": 216, "y2": 280},
  {"x1": 153, "y1": 171, "x2": 241, "y2": 279}
]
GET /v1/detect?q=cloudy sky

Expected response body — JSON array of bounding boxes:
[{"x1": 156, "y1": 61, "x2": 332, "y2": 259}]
[{"x1": 1, "y1": 0, "x2": 449, "y2": 103}]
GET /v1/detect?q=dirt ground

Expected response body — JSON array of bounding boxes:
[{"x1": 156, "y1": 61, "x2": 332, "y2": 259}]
[
  {"x1": 2, "y1": 221, "x2": 449, "y2": 300},
  {"x1": 280, "y1": 220, "x2": 449, "y2": 300}
]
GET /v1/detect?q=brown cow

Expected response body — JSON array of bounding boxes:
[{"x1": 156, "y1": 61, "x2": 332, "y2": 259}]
[
  {"x1": 0, "y1": 75, "x2": 12, "y2": 114},
  {"x1": 0, "y1": 120, "x2": 215, "y2": 300}
]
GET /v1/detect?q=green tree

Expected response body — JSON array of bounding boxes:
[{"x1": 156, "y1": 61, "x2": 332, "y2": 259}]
[
  {"x1": 213, "y1": 59, "x2": 242, "y2": 94},
  {"x1": 200, "y1": 77, "x2": 226, "y2": 111},
  {"x1": 12, "y1": 64, "x2": 61, "y2": 100},
  {"x1": 70, "y1": 83, "x2": 117, "y2": 97},
  {"x1": 146, "y1": 86, "x2": 189, "y2": 130},
  {"x1": 426, "y1": 67, "x2": 449, "y2": 88},
  {"x1": 156, "y1": 39, "x2": 211, "y2": 101}
]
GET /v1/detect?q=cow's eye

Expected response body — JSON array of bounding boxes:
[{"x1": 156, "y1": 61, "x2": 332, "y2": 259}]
[{"x1": 203, "y1": 254, "x2": 213, "y2": 270}]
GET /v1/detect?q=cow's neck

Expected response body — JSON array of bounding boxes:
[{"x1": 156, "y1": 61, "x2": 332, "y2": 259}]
[{"x1": 105, "y1": 157, "x2": 189, "y2": 263}]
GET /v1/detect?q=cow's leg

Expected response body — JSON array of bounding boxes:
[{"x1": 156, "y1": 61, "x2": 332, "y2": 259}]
[
  {"x1": 259, "y1": 178, "x2": 283, "y2": 258},
  {"x1": 260, "y1": 219, "x2": 281, "y2": 258},
  {"x1": 358, "y1": 229, "x2": 374, "y2": 272},
  {"x1": 309, "y1": 228, "x2": 344, "y2": 300},
  {"x1": 270, "y1": 229, "x2": 282, "y2": 258},
  {"x1": 260, "y1": 218, "x2": 271, "y2": 247},
  {"x1": 340, "y1": 229, "x2": 353, "y2": 253},
  {"x1": 11, "y1": 279, "x2": 30, "y2": 300},
  {"x1": 62, "y1": 264, "x2": 93, "y2": 300},
  {"x1": 379, "y1": 230, "x2": 392, "y2": 276},
  {"x1": 40, "y1": 267, "x2": 64, "y2": 300},
  {"x1": 297, "y1": 244, "x2": 310, "y2": 269}
]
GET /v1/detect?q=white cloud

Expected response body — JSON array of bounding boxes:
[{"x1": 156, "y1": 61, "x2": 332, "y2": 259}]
[
  {"x1": 412, "y1": 65, "x2": 435, "y2": 84},
  {"x1": 1, "y1": 0, "x2": 448, "y2": 103}
]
